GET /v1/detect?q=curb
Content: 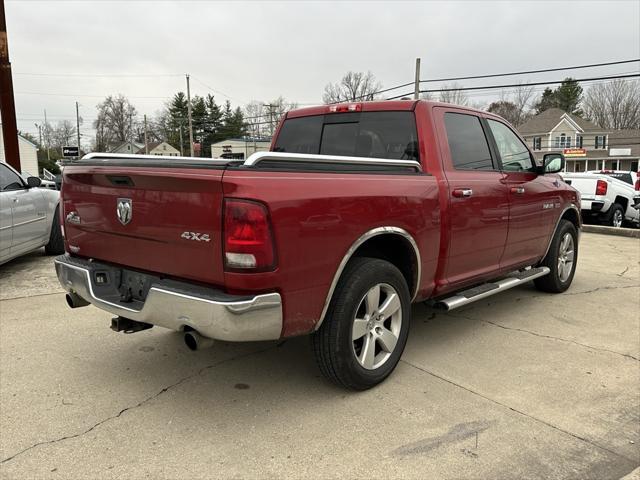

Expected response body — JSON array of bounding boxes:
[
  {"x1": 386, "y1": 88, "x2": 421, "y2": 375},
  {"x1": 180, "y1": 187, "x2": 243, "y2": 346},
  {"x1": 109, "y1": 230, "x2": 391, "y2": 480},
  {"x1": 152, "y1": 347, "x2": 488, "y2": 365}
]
[{"x1": 582, "y1": 225, "x2": 640, "y2": 238}]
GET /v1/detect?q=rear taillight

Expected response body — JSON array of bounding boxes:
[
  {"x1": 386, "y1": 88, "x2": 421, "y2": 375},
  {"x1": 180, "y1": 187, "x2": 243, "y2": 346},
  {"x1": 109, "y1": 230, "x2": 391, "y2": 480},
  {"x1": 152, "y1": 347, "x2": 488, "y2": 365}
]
[
  {"x1": 596, "y1": 179, "x2": 608, "y2": 196},
  {"x1": 635, "y1": 178, "x2": 640, "y2": 191},
  {"x1": 223, "y1": 199, "x2": 276, "y2": 271}
]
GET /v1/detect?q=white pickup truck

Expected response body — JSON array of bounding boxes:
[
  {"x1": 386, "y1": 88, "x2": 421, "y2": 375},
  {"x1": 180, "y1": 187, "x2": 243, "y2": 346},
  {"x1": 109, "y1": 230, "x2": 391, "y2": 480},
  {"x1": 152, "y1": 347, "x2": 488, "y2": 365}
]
[{"x1": 561, "y1": 170, "x2": 639, "y2": 228}]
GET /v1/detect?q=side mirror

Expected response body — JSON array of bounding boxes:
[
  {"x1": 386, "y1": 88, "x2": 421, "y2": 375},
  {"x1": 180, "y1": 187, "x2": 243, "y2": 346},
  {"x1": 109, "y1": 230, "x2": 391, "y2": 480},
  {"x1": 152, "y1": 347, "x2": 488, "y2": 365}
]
[
  {"x1": 26, "y1": 176, "x2": 42, "y2": 188},
  {"x1": 541, "y1": 153, "x2": 565, "y2": 174}
]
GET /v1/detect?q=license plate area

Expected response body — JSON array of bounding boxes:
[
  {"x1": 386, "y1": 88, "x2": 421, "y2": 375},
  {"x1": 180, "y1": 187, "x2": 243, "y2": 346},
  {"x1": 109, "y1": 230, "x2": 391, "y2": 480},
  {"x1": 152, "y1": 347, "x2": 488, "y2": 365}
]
[
  {"x1": 119, "y1": 270, "x2": 155, "y2": 302},
  {"x1": 86, "y1": 262, "x2": 161, "y2": 305}
]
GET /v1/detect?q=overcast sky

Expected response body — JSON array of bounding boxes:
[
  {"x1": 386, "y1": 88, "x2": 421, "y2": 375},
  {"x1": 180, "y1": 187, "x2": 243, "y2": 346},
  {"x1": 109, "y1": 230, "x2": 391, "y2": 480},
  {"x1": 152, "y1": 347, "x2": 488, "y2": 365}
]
[{"x1": 5, "y1": 0, "x2": 640, "y2": 145}]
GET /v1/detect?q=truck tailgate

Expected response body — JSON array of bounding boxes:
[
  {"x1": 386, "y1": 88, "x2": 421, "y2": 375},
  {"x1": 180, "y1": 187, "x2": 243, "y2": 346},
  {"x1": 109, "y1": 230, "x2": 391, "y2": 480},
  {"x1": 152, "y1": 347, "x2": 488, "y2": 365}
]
[
  {"x1": 61, "y1": 165, "x2": 226, "y2": 286},
  {"x1": 561, "y1": 174, "x2": 597, "y2": 195}
]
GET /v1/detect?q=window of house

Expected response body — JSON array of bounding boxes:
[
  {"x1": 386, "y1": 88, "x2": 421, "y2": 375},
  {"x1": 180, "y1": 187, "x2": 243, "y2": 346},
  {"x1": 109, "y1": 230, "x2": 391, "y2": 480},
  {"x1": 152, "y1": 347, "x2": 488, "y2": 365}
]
[
  {"x1": 443, "y1": 113, "x2": 494, "y2": 171},
  {"x1": 595, "y1": 135, "x2": 607, "y2": 149},
  {"x1": 576, "y1": 135, "x2": 583, "y2": 148},
  {"x1": 487, "y1": 119, "x2": 534, "y2": 172},
  {"x1": 533, "y1": 137, "x2": 541, "y2": 150},
  {"x1": 554, "y1": 134, "x2": 572, "y2": 149}
]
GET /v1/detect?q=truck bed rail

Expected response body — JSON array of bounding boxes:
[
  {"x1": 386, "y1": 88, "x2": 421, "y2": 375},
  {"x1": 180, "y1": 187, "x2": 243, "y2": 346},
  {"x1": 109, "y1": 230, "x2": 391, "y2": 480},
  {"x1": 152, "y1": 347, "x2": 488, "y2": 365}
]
[{"x1": 64, "y1": 151, "x2": 423, "y2": 173}]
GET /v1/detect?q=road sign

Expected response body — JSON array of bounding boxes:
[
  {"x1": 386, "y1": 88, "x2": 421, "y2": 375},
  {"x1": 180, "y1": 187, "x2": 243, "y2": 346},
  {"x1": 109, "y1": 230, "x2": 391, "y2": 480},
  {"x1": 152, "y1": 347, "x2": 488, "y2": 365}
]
[{"x1": 63, "y1": 146, "x2": 79, "y2": 157}]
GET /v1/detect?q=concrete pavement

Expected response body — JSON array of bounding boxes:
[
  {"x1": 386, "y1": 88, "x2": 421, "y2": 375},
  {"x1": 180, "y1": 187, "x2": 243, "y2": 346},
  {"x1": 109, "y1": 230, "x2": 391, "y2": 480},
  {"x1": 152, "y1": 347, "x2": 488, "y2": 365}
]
[{"x1": 0, "y1": 233, "x2": 638, "y2": 479}]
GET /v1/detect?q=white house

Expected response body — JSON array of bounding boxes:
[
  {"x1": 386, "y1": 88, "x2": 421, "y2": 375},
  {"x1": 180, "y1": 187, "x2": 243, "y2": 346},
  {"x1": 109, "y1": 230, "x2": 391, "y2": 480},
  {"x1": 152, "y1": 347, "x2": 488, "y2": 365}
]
[
  {"x1": 135, "y1": 141, "x2": 180, "y2": 156},
  {"x1": 109, "y1": 141, "x2": 145, "y2": 154},
  {"x1": 0, "y1": 127, "x2": 39, "y2": 176}
]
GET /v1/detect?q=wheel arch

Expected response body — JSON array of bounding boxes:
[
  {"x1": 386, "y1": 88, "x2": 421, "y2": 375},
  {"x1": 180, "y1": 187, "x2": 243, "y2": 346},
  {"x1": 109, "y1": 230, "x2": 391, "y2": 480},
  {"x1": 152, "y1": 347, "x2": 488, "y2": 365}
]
[
  {"x1": 614, "y1": 196, "x2": 628, "y2": 212},
  {"x1": 540, "y1": 204, "x2": 581, "y2": 261},
  {"x1": 315, "y1": 227, "x2": 421, "y2": 331}
]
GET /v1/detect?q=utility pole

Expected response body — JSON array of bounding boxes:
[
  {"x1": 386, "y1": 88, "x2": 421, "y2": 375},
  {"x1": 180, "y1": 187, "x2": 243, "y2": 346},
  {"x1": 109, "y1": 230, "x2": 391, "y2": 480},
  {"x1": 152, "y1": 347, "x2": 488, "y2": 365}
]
[
  {"x1": 186, "y1": 74, "x2": 194, "y2": 156},
  {"x1": 178, "y1": 123, "x2": 184, "y2": 156},
  {"x1": 44, "y1": 109, "x2": 50, "y2": 161},
  {"x1": 75, "y1": 101, "x2": 81, "y2": 158},
  {"x1": 144, "y1": 114, "x2": 149, "y2": 154},
  {"x1": 264, "y1": 104, "x2": 274, "y2": 137},
  {"x1": 414, "y1": 58, "x2": 421, "y2": 100},
  {"x1": 0, "y1": 0, "x2": 21, "y2": 171},
  {"x1": 129, "y1": 112, "x2": 133, "y2": 153},
  {"x1": 35, "y1": 123, "x2": 42, "y2": 147}
]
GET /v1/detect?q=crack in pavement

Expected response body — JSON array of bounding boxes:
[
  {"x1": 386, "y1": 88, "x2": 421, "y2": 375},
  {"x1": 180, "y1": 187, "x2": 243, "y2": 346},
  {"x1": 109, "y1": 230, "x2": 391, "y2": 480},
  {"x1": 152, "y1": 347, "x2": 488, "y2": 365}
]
[
  {"x1": 480, "y1": 320, "x2": 640, "y2": 362},
  {"x1": 617, "y1": 266, "x2": 630, "y2": 277},
  {"x1": 400, "y1": 359, "x2": 637, "y2": 463},
  {"x1": 0, "y1": 346, "x2": 274, "y2": 465},
  {"x1": 0, "y1": 291, "x2": 65, "y2": 302},
  {"x1": 444, "y1": 310, "x2": 639, "y2": 362}
]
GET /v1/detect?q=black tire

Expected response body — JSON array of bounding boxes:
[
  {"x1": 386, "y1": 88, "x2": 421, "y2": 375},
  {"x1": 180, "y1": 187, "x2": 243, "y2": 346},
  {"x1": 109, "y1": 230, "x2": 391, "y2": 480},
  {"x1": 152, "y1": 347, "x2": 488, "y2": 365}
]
[
  {"x1": 44, "y1": 206, "x2": 65, "y2": 255},
  {"x1": 534, "y1": 219, "x2": 578, "y2": 293},
  {"x1": 311, "y1": 257, "x2": 411, "y2": 390},
  {"x1": 607, "y1": 204, "x2": 624, "y2": 228}
]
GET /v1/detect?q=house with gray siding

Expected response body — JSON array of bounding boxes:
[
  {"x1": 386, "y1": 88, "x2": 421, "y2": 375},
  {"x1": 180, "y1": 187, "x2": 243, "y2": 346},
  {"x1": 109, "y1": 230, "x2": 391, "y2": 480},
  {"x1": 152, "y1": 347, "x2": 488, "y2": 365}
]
[{"x1": 517, "y1": 108, "x2": 639, "y2": 172}]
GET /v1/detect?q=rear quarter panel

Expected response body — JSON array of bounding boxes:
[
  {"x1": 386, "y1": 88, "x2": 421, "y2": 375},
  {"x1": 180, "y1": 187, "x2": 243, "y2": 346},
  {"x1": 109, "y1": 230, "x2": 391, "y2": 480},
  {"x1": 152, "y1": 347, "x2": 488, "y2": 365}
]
[{"x1": 222, "y1": 169, "x2": 440, "y2": 337}]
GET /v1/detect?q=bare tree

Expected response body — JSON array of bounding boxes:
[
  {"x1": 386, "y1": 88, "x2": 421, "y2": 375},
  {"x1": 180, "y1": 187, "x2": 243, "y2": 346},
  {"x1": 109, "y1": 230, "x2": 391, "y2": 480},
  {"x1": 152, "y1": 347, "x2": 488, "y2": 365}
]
[
  {"x1": 583, "y1": 79, "x2": 640, "y2": 130},
  {"x1": 93, "y1": 94, "x2": 138, "y2": 151},
  {"x1": 438, "y1": 83, "x2": 469, "y2": 106},
  {"x1": 51, "y1": 120, "x2": 78, "y2": 151},
  {"x1": 488, "y1": 84, "x2": 535, "y2": 126},
  {"x1": 322, "y1": 71, "x2": 382, "y2": 103},
  {"x1": 244, "y1": 96, "x2": 297, "y2": 137}
]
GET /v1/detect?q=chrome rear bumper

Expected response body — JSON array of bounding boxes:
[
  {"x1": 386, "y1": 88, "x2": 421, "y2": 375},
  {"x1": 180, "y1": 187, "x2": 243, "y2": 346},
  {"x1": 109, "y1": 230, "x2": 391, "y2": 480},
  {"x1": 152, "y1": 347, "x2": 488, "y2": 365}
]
[{"x1": 54, "y1": 255, "x2": 282, "y2": 341}]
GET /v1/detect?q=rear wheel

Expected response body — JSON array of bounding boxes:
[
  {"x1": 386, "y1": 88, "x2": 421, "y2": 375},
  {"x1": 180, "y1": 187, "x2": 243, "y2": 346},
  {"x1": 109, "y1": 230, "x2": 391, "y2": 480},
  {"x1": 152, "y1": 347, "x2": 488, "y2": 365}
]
[
  {"x1": 608, "y1": 204, "x2": 624, "y2": 228},
  {"x1": 44, "y1": 206, "x2": 64, "y2": 255},
  {"x1": 534, "y1": 219, "x2": 578, "y2": 293},
  {"x1": 311, "y1": 257, "x2": 411, "y2": 390}
]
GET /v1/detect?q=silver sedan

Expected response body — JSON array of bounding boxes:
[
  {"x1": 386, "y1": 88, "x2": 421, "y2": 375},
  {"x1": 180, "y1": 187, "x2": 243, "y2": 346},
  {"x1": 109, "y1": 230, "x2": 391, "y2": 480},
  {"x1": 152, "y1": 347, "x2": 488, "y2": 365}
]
[{"x1": 0, "y1": 162, "x2": 64, "y2": 265}]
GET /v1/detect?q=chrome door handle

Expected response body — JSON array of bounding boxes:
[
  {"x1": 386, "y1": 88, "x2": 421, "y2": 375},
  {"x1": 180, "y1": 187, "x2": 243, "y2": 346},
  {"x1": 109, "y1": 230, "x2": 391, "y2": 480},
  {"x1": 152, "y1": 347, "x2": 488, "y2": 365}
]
[
  {"x1": 510, "y1": 187, "x2": 525, "y2": 195},
  {"x1": 452, "y1": 188, "x2": 473, "y2": 198}
]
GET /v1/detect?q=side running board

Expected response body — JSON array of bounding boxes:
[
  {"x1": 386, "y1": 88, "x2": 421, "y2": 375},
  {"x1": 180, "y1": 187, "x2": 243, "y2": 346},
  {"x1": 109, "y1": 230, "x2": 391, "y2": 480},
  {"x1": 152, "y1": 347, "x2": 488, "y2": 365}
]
[{"x1": 434, "y1": 267, "x2": 550, "y2": 311}]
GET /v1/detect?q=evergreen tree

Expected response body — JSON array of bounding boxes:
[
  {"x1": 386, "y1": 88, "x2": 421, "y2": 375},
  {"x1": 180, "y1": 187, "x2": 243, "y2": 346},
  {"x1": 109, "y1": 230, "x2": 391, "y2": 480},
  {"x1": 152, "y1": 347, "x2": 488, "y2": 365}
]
[
  {"x1": 554, "y1": 79, "x2": 583, "y2": 116},
  {"x1": 534, "y1": 79, "x2": 583, "y2": 115},
  {"x1": 166, "y1": 92, "x2": 189, "y2": 154},
  {"x1": 535, "y1": 88, "x2": 556, "y2": 114}
]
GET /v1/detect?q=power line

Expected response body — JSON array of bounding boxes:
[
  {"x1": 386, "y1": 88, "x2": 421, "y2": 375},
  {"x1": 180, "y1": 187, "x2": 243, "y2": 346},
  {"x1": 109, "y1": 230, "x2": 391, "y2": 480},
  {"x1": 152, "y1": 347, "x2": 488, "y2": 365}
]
[
  {"x1": 343, "y1": 58, "x2": 640, "y2": 102},
  {"x1": 419, "y1": 58, "x2": 640, "y2": 84},
  {"x1": 386, "y1": 73, "x2": 640, "y2": 100},
  {"x1": 14, "y1": 72, "x2": 183, "y2": 78}
]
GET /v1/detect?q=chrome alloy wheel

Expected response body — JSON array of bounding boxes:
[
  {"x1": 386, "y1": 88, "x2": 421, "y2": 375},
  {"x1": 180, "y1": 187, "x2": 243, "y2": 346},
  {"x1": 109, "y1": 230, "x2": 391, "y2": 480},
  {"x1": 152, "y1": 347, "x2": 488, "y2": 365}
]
[
  {"x1": 612, "y1": 209, "x2": 623, "y2": 228},
  {"x1": 557, "y1": 233, "x2": 575, "y2": 282},
  {"x1": 351, "y1": 283, "x2": 402, "y2": 370}
]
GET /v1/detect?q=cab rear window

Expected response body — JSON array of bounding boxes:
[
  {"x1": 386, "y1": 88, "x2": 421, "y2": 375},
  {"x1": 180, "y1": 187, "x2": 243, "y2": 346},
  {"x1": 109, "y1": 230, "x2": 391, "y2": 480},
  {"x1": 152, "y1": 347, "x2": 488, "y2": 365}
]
[
  {"x1": 601, "y1": 172, "x2": 633, "y2": 185},
  {"x1": 273, "y1": 111, "x2": 419, "y2": 161}
]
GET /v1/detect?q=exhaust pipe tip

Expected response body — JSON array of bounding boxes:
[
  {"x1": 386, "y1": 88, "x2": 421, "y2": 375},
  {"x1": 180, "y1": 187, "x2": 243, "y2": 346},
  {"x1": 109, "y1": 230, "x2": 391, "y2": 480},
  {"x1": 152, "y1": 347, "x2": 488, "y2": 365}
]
[
  {"x1": 184, "y1": 331, "x2": 214, "y2": 351},
  {"x1": 66, "y1": 292, "x2": 89, "y2": 309}
]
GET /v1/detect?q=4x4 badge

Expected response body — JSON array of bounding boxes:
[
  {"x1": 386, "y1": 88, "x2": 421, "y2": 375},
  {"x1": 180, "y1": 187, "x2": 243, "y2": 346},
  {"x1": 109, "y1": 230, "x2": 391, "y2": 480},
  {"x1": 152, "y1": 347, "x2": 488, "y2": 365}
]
[{"x1": 117, "y1": 198, "x2": 132, "y2": 225}]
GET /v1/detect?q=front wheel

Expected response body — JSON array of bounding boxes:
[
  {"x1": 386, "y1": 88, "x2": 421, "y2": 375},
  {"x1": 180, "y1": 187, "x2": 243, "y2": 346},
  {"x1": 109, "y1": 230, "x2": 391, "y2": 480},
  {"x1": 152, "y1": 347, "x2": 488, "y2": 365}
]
[
  {"x1": 534, "y1": 219, "x2": 578, "y2": 293},
  {"x1": 311, "y1": 257, "x2": 411, "y2": 390}
]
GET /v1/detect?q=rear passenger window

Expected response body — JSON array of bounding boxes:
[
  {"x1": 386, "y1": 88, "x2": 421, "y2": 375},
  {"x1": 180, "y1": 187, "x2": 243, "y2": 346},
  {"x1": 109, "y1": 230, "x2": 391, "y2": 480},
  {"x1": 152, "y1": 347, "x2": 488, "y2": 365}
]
[{"x1": 444, "y1": 113, "x2": 494, "y2": 171}]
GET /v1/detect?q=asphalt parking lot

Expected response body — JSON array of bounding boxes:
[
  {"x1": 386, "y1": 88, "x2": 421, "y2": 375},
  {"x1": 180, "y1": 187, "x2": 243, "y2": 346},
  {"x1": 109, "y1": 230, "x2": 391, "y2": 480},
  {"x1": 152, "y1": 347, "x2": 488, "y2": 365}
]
[{"x1": 0, "y1": 232, "x2": 638, "y2": 479}]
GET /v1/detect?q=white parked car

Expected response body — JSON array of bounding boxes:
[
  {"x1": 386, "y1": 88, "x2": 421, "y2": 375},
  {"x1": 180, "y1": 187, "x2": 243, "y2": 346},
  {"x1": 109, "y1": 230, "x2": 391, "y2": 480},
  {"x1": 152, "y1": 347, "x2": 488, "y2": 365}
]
[
  {"x1": 560, "y1": 170, "x2": 640, "y2": 228},
  {"x1": 0, "y1": 162, "x2": 64, "y2": 265}
]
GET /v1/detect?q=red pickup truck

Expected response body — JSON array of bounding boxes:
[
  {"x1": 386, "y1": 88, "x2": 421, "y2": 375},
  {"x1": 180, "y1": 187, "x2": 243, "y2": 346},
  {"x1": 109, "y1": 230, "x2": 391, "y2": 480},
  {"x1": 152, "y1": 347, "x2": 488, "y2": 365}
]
[{"x1": 56, "y1": 100, "x2": 581, "y2": 390}]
